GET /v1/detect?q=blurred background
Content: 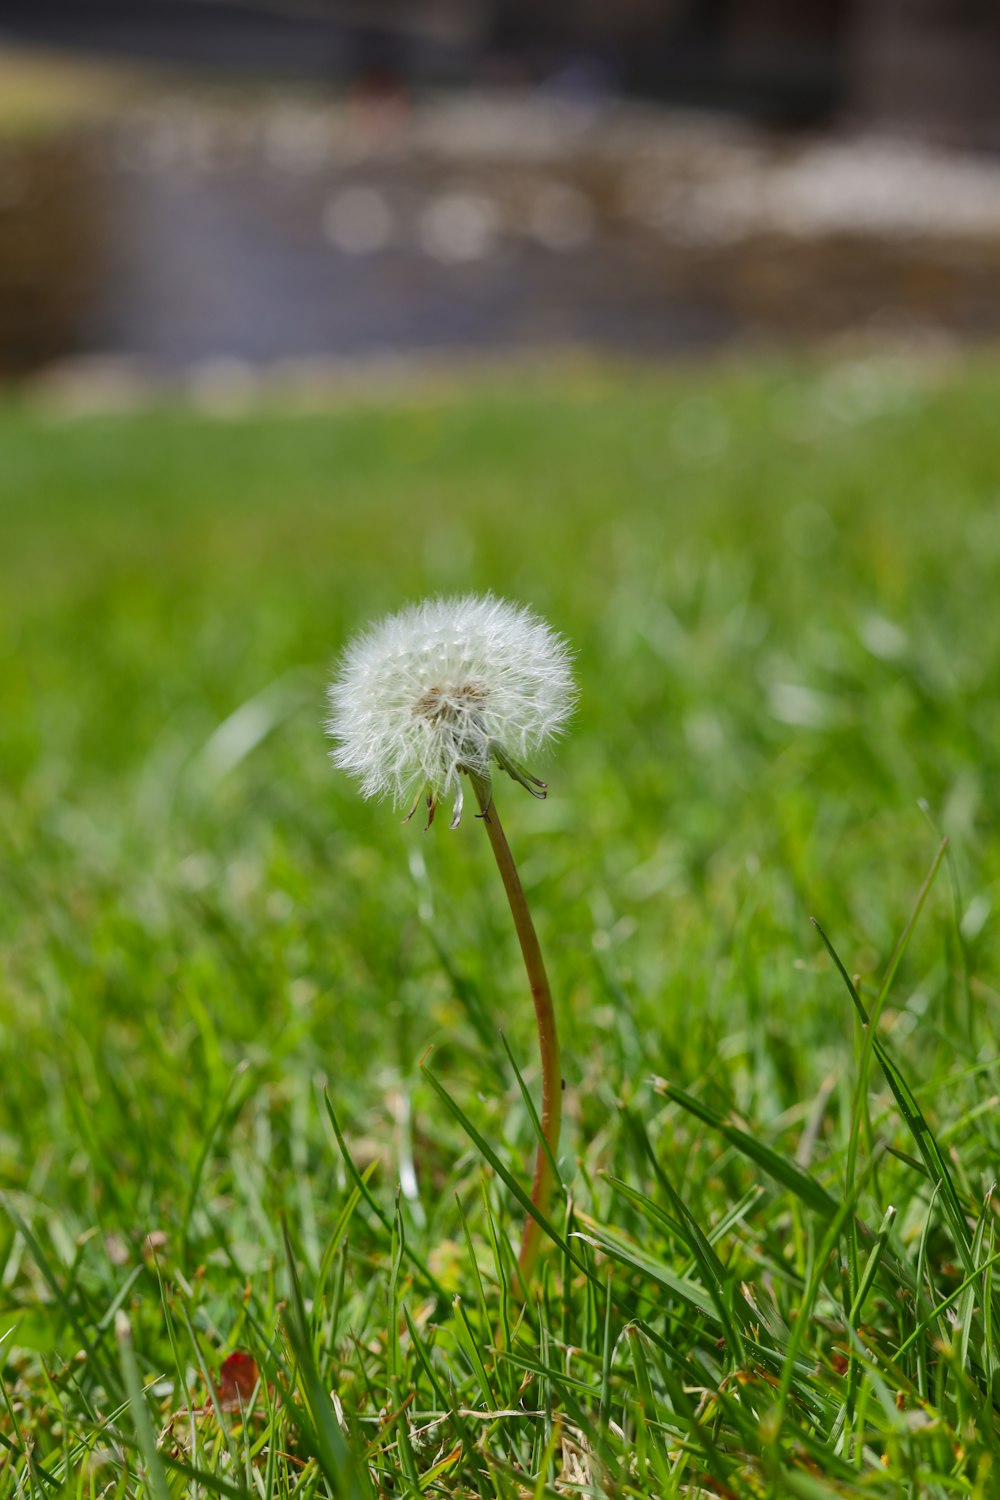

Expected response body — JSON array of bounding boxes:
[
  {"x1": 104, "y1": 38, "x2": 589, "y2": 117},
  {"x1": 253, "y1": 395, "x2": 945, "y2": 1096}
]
[{"x1": 2, "y1": 0, "x2": 1000, "y2": 386}]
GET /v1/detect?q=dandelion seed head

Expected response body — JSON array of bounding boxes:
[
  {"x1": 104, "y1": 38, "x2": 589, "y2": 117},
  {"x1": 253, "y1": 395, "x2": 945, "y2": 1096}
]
[{"x1": 326, "y1": 594, "x2": 575, "y2": 821}]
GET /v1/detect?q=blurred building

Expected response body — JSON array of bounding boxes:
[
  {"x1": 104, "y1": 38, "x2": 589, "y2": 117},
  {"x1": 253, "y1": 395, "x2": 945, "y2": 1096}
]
[
  {"x1": 849, "y1": 0, "x2": 1000, "y2": 148},
  {"x1": 490, "y1": 0, "x2": 848, "y2": 124},
  {"x1": 1, "y1": 0, "x2": 998, "y2": 141},
  {"x1": 3, "y1": 0, "x2": 1000, "y2": 379}
]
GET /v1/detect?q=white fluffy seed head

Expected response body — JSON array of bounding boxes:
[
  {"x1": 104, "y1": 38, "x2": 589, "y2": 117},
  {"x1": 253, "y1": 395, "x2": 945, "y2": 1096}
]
[{"x1": 326, "y1": 594, "x2": 575, "y2": 820}]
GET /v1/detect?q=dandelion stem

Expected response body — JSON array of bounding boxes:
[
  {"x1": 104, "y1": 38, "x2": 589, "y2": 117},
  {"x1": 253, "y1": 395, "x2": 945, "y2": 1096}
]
[{"x1": 471, "y1": 776, "x2": 561, "y2": 1294}]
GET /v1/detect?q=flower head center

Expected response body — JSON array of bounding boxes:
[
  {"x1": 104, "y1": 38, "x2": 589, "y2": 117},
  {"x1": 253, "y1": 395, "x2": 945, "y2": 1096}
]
[{"x1": 412, "y1": 681, "x2": 488, "y2": 726}]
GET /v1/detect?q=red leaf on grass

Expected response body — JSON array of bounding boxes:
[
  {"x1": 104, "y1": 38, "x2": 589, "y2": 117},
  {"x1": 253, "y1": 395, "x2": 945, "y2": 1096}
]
[{"x1": 214, "y1": 1350, "x2": 260, "y2": 1412}]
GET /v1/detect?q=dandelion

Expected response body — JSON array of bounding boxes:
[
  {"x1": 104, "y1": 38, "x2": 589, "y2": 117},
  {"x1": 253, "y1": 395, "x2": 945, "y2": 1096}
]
[
  {"x1": 327, "y1": 593, "x2": 575, "y2": 1291},
  {"x1": 327, "y1": 593, "x2": 574, "y2": 828}
]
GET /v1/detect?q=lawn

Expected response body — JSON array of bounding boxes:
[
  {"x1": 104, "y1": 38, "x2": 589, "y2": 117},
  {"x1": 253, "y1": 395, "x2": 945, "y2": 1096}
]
[{"x1": 1, "y1": 355, "x2": 999, "y2": 1497}]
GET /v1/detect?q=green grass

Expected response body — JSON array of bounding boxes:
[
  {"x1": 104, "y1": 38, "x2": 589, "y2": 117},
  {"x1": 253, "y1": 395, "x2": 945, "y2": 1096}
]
[{"x1": 1, "y1": 354, "x2": 999, "y2": 1498}]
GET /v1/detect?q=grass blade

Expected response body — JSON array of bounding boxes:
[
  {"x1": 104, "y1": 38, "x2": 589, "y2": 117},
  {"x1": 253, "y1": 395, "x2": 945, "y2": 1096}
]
[{"x1": 115, "y1": 1311, "x2": 173, "y2": 1500}]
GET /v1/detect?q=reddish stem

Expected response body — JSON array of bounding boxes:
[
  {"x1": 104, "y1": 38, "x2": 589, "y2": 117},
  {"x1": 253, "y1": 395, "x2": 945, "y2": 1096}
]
[{"x1": 472, "y1": 780, "x2": 562, "y2": 1293}]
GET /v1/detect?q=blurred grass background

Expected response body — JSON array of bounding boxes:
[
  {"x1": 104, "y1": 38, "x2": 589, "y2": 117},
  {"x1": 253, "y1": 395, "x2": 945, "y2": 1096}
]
[{"x1": 1, "y1": 355, "x2": 999, "y2": 1490}]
